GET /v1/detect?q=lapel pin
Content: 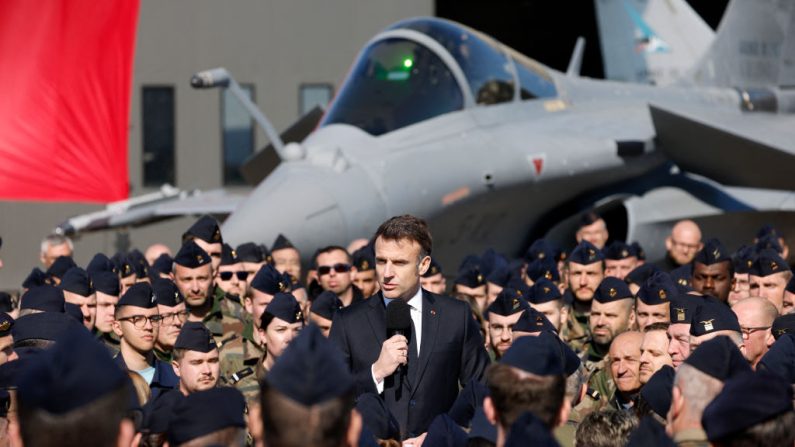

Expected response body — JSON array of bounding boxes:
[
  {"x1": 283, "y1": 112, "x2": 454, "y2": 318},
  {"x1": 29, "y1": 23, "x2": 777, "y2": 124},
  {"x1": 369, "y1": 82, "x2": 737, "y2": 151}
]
[{"x1": 430, "y1": 309, "x2": 436, "y2": 316}]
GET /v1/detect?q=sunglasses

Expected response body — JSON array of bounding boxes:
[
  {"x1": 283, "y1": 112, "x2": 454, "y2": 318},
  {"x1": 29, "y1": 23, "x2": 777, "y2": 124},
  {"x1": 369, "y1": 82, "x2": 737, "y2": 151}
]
[
  {"x1": 317, "y1": 263, "x2": 351, "y2": 276},
  {"x1": 219, "y1": 271, "x2": 250, "y2": 281}
]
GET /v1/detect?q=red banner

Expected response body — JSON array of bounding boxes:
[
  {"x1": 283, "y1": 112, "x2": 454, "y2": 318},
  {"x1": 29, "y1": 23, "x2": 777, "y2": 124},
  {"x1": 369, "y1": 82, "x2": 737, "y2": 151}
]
[{"x1": 0, "y1": 0, "x2": 138, "y2": 202}]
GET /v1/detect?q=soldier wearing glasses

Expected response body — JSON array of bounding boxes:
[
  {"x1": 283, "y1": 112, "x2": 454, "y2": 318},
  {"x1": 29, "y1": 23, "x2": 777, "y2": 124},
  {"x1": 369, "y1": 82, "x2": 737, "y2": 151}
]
[
  {"x1": 112, "y1": 282, "x2": 178, "y2": 399},
  {"x1": 314, "y1": 245, "x2": 364, "y2": 307},
  {"x1": 216, "y1": 243, "x2": 249, "y2": 327},
  {"x1": 152, "y1": 278, "x2": 189, "y2": 362}
]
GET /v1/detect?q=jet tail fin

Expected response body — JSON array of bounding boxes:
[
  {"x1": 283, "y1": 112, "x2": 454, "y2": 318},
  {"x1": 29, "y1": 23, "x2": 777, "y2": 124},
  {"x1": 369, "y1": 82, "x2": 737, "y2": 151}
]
[
  {"x1": 566, "y1": 37, "x2": 586, "y2": 76},
  {"x1": 689, "y1": 0, "x2": 795, "y2": 88},
  {"x1": 595, "y1": 0, "x2": 713, "y2": 85}
]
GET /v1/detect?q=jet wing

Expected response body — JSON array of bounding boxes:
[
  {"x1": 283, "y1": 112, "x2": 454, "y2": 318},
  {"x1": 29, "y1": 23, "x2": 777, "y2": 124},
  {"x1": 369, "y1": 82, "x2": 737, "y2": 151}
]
[{"x1": 650, "y1": 103, "x2": 795, "y2": 190}]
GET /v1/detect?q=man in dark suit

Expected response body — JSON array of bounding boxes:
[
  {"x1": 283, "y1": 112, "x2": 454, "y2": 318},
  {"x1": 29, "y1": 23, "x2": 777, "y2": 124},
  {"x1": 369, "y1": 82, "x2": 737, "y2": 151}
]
[{"x1": 330, "y1": 215, "x2": 490, "y2": 442}]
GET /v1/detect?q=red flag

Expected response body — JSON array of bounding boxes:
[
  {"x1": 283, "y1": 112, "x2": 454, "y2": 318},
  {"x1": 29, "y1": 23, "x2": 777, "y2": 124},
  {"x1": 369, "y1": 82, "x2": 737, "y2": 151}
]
[{"x1": 0, "y1": 0, "x2": 138, "y2": 202}]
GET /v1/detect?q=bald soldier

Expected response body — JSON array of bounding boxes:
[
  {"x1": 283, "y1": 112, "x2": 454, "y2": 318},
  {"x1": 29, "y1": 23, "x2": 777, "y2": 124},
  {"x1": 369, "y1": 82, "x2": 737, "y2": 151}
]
[
  {"x1": 659, "y1": 220, "x2": 703, "y2": 271},
  {"x1": 731, "y1": 297, "x2": 777, "y2": 369},
  {"x1": 607, "y1": 331, "x2": 643, "y2": 410}
]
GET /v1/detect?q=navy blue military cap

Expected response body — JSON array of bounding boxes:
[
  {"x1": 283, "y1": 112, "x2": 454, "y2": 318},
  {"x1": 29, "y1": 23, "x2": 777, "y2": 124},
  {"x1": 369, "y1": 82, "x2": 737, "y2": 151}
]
[
  {"x1": 504, "y1": 411, "x2": 559, "y2": 447},
  {"x1": 626, "y1": 416, "x2": 675, "y2": 447},
  {"x1": 0, "y1": 313, "x2": 13, "y2": 337},
  {"x1": 22, "y1": 268, "x2": 48, "y2": 289},
  {"x1": 12, "y1": 312, "x2": 80, "y2": 344},
  {"x1": 424, "y1": 413, "x2": 468, "y2": 447},
  {"x1": 16, "y1": 327, "x2": 129, "y2": 414},
  {"x1": 219, "y1": 243, "x2": 239, "y2": 266},
  {"x1": 749, "y1": 249, "x2": 790, "y2": 277},
  {"x1": 669, "y1": 264, "x2": 693, "y2": 292},
  {"x1": 525, "y1": 257, "x2": 560, "y2": 282},
  {"x1": 141, "y1": 389, "x2": 183, "y2": 434},
  {"x1": 310, "y1": 290, "x2": 343, "y2": 321},
  {"x1": 568, "y1": 240, "x2": 604, "y2": 265},
  {"x1": 173, "y1": 241, "x2": 212, "y2": 269},
  {"x1": 262, "y1": 292, "x2": 303, "y2": 327},
  {"x1": 20, "y1": 285, "x2": 65, "y2": 313},
  {"x1": 772, "y1": 313, "x2": 795, "y2": 340},
  {"x1": 500, "y1": 331, "x2": 565, "y2": 376},
  {"x1": 684, "y1": 335, "x2": 750, "y2": 381},
  {"x1": 149, "y1": 253, "x2": 173, "y2": 278},
  {"x1": 624, "y1": 263, "x2": 660, "y2": 286},
  {"x1": 59, "y1": 267, "x2": 94, "y2": 297},
  {"x1": 456, "y1": 254, "x2": 481, "y2": 275},
  {"x1": 181, "y1": 215, "x2": 223, "y2": 244},
  {"x1": 454, "y1": 267, "x2": 485, "y2": 288},
  {"x1": 469, "y1": 408, "x2": 497, "y2": 443},
  {"x1": 92, "y1": 271, "x2": 120, "y2": 296},
  {"x1": 485, "y1": 288, "x2": 528, "y2": 318},
  {"x1": 421, "y1": 257, "x2": 443, "y2": 278},
  {"x1": 640, "y1": 365, "x2": 675, "y2": 419},
  {"x1": 527, "y1": 278, "x2": 562, "y2": 304},
  {"x1": 271, "y1": 233, "x2": 295, "y2": 251},
  {"x1": 689, "y1": 297, "x2": 741, "y2": 336},
  {"x1": 732, "y1": 245, "x2": 755, "y2": 274},
  {"x1": 486, "y1": 265, "x2": 513, "y2": 287},
  {"x1": 251, "y1": 264, "x2": 289, "y2": 295},
  {"x1": 636, "y1": 271, "x2": 677, "y2": 305},
  {"x1": 167, "y1": 387, "x2": 245, "y2": 445},
  {"x1": 755, "y1": 233, "x2": 783, "y2": 254},
  {"x1": 174, "y1": 322, "x2": 217, "y2": 353},
  {"x1": 604, "y1": 240, "x2": 635, "y2": 260},
  {"x1": 524, "y1": 238, "x2": 562, "y2": 263},
  {"x1": 236, "y1": 242, "x2": 265, "y2": 263},
  {"x1": 352, "y1": 245, "x2": 375, "y2": 272},
  {"x1": 152, "y1": 278, "x2": 184, "y2": 307},
  {"x1": 668, "y1": 293, "x2": 699, "y2": 324},
  {"x1": 593, "y1": 277, "x2": 633, "y2": 303},
  {"x1": 127, "y1": 250, "x2": 149, "y2": 278},
  {"x1": 118, "y1": 283, "x2": 156, "y2": 309},
  {"x1": 118, "y1": 254, "x2": 135, "y2": 278},
  {"x1": 266, "y1": 324, "x2": 354, "y2": 406},
  {"x1": 356, "y1": 393, "x2": 400, "y2": 441},
  {"x1": 479, "y1": 248, "x2": 508, "y2": 278},
  {"x1": 702, "y1": 370, "x2": 793, "y2": 442},
  {"x1": 0, "y1": 293, "x2": 12, "y2": 314},
  {"x1": 630, "y1": 242, "x2": 646, "y2": 261},
  {"x1": 758, "y1": 333, "x2": 795, "y2": 383},
  {"x1": 756, "y1": 224, "x2": 783, "y2": 240},
  {"x1": 46, "y1": 256, "x2": 77, "y2": 280},
  {"x1": 693, "y1": 238, "x2": 731, "y2": 266},
  {"x1": 513, "y1": 307, "x2": 557, "y2": 334},
  {"x1": 86, "y1": 252, "x2": 117, "y2": 275}
]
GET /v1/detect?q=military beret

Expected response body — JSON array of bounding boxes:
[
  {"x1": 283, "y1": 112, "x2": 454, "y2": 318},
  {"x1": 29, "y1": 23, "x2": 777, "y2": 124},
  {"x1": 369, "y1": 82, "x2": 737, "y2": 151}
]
[
  {"x1": 424, "y1": 413, "x2": 468, "y2": 447},
  {"x1": 141, "y1": 390, "x2": 183, "y2": 434},
  {"x1": 251, "y1": 264, "x2": 289, "y2": 295},
  {"x1": 568, "y1": 240, "x2": 604, "y2": 265},
  {"x1": 86, "y1": 253, "x2": 117, "y2": 275},
  {"x1": 636, "y1": 272, "x2": 677, "y2": 305},
  {"x1": 174, "y1": 322, "x2": 217, "y2": 353},
  {"x1": 593, "y1": 277, "x2": 633, "y2": 303},
  {"x1": 454, "y1": 267, "x2": 485, "y2": 288},
  {"x1": 266, "y1": 324, "x2": 354, "y2": 406},
  {"x1": 421, "y1": 257, "x2": 443, "y2": 278},
  {"x1": 626, "y1": 416, "x2": 675, "y2": 447},
  {"x1": 64, "y1": 303, "x2": 83, "y2": 324},
  {"x1": 116, "y1": 253, "x2": 134, "y2": 278},
  {"x1": 669, "y1": 264, "x2": 693, "y2": 292},
  {"x1": 702, "y1": 370, "x2": 793, "y2": 442},
  {"x1": 772, "y1": 313, "x2": 795, "y2": 340},
  {"x1": 151, "y1": 278, "x2": 184, "y2": 307},
  {"x1": 504, "y1": 411, "x2": 559, "y2": 447},
  {"x1": 684, "y1": 335, "x2": 750, "y2": 381},
  {"x1": 640, "y1": 365, "x2": 675, "y2": 419},
  {"x1": 486, "y1": 265, "x2": 513, "y2": 287},
  {"x1": 469, "y1": 407, "x2": 497, "y2": 443},
  {"x1": 127, "y1": 250, "x2": 149, "y2": 278},
  {"x1": 758, "y1": 334, "x2": 795, "y2": 383},
  {"x1": 732, "y1": 245, "x2": 755, "y2": 274},
  {"x1": 0, "y1": 313, "x2": 13, "y2": 337},
  {"x1": 92, "y1": 271, "x2": 120, "y2": 296},
  {"x1": 689, "y1": 297, "x2": 740, "y2": 336},
  {"x1": 524, "y1": 238, "x2": 562, "y2": 263},
  {"x1": 262, "y1": 292, "x2": 303, "y2": 327},
  {"x1": 181, "y1": 215, "x2": 223, "y2": 245},
  {"x1": 173, "y1": 241, "x2": 212, "y2": 269},
  {"x1": 13, "y1": 311, "x2": 82, "y2": 344},
  {"x1": 604, "y1": 240, "x2": 635, "y2": 260},
  {"x1": 630, "y1": 242, "x2": 646, "y2": 261},
  {"x1": 271, "y1": 233, "x2": 295, "y2": 251},
  {"x1": 20, "y1": 285, "x2": 65, "y2": 313},
  {"x1": 755, "y1": 233, "x2": 783, "y2": 254},
  {"x1": 693, "y1": 238, "x2": 731, "y2": 266},
  {"x1": 219, "y1": 243, "x2": 239, "y2": 267},
  {"x1": 527, "y1": 278, "x2": 562, "y2": 304},
  {"x1": 58, "y1": 267, "x2": 94, "y2": 297},
  {"x1": 352, "y1": 245, "x2": 375, "y2": 272},
  {"x1": 17, "y1": 327, "x2": 128, "y2": 414},
  {"x1": 0, "y1": 293, "x2": 12, "y2": 314},
  {"x1": 485, "y1": 288, "x2": 528, "y2": 318},
  {"x1": 749, "y1": 249, "x2": 791, "y2": 277},
  {"x1": 500, "y1": 331, "x2": 565, "y2": 377},
  {"x1": 525, "y1": 257, "x2": 560, "y2": 283},
  {"x1": 310, "y1": 290, "x2": 342, "y2": 321},
  {"x1": 22, "y1": 268, "x2": 48, "y2": 289},
  {"x1": 149, "y1": 253, "x2": 173, "y2": 278},
  {"x1": 668, "y1": 293, "x2": 699, "y2": 324},
  {"x1": 46, "y1": 256, "x2": 77, "y2": 280},
  {"x1": 356, "y1": 393, "x2": 400, "y2": 441},
  {"x1": 624, "y1": 263, "x2": 660, "y2": 286},
  {"x1": 167, "y1": 387, "x2": 245, "y2": 445},
  {"x1": 118, "y1": 283, "x2": 156, "y2": 309},
  {"x1": 513, "y1": 307, "x2": 557, "y2": 334}
]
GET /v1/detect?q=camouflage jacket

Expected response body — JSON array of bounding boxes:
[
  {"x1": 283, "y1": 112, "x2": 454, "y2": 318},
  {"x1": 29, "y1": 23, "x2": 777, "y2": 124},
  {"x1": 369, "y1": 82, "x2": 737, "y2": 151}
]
[
  {"x1": 568, "y1": 367, "x2": 615, "y2": 424},
  {"x1": 201, "y1": 287, "x2": 244, "y2": 345},
  {"x1": 560, "y1": 309, "x2": 589, "y2": 353},
  {"x1": 219, "y1": 321, "x2": 265, "y2": 403},
  {"x1": 154, "y1": 347, "x2": 173, "y2": 363}
]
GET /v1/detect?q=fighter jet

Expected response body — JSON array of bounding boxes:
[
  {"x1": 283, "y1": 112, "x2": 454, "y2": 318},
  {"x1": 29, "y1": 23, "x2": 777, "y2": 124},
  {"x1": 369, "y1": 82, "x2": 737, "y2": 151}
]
[{"x1": 59, "y1": 0, "x2": 795, "y2": 267}]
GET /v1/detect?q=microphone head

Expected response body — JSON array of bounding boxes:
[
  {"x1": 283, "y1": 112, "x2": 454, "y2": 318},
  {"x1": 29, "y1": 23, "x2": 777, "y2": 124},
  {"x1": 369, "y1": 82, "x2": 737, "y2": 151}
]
[{"x1": 385, "y1": 300, "x2": 412, "y2": 331}]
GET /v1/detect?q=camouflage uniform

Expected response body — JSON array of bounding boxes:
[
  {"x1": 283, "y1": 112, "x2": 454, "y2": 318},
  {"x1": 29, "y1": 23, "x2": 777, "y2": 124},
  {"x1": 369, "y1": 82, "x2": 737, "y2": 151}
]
[
  {"x1": 220, "y1": 320, "x2": 265, "y2": 403},
  {"x1": 154, "y1": 347, "x2": 172, "y2": 363},
  {"x1": 561, "y1": 309, "x2": 589, "y2": 354},
  {"x1": 568, "y1": 367, "x2": 615, "y2": 424},
  {"x1": 202, "y1": 287, "x2": 243, "y2": 346}
]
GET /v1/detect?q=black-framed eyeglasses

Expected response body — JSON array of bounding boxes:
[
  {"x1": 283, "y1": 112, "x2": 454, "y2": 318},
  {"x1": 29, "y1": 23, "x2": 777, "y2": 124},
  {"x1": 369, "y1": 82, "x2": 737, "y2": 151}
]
[
  {"x1": 117, "y1": 314, "x2": 163, "y2": 329},
  {"x1": 160, "y1": 310, "x2": 189, "y2": 323},
  {"x1": 219, "y1": 271, "x2": 249, "y2": 281},
  {"x1": 740, "y1": 325, "x2": 771, "y2": 338},
  {"x1": 317, "y1": 263, "x2": 351, "y2": 276}
]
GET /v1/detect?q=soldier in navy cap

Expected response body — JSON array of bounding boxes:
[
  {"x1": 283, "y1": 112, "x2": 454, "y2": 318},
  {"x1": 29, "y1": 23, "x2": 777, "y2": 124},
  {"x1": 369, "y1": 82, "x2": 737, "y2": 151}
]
[
  {"x1": 635, "y1": 271, "x2": 677, "y2": 330},
  {"x1": 13, "y1": 311, "x2": 81, "y2": 351},
  {"x1": 116, "y1": 253, "x2": 137, "y2": 295},
  {"x1": 512, "y1": 306, "x2": 558, "y2": 336},
  {"x1": 260, "y1": 324, "x2": 362, "y2": 447},
  {"x1": 565, "y1": 241, "x2": 605, "y2": 347},
  {"x1": 757, "y1": 333, "x2": 795, "y2": 383},
  {"x1": 216, "y1": 243, "x2": 248, "y2": 327},
  {"x1": 93, "y1": 270, "x2": 122, "y2": 356},
  {"x1": 454, "y1": 265, "x2": 488, "y2": 317},
  {"x1": 236, "y1": 242, "x2": 267, "y2": 290},
  {"x1": 485, "y1": 288, "x2": 529, "y2": 360},
  {"x1": 420, "y1": 257, "x2": 446, "y2": 295},
  {"x1": 18, "y1": 285, "x2": 65, "y2": 315},
  {"x1": 666, "y1": 293, "x2": 700, "y2": 368},
  {"x1": 310, "y1": 290, "x2": 343, "y2": 337},
  {"x1": 583, "y1": 278, "x2": 636, "y2": 368},
  {"x1": 748, "y1": 249, "x2": 792, "y2": 314},
  {"x1": 486, "y1": 264, "x2": 514, "y2": 306},
  {"x1": 58, "y1": 267, "x2": 96, "y2": 331},
  {"x1": 152, "y1": 278, "x2": 188, "y2": 363},
  {"x1": 352, "y1": 245, "x2": 379, "y2": 299},
  {"x1": 771, "y1": 312, "x2": 795, "y2": 340},
  {"x1": 171, "y1": 322, "x2": 219, "y2": 395},
  {"x1": 755, "y1": 224, "x2": 790, "y2": 259},
  {"x1": 45, "y1": 255, "x2": 76, "y2": 286},
  {"x1": 604, "y1": 240, "x2": 639, "y2": 281},
  {"x1": 149, "y1": 253, "x2": 173, "y2": 280},
  {"x1": 21, "y1": 267, "x2": 48, "y2": 291},
  {"x1": 182, "y1": 214, "x2": 223, "y2": 273},
  {"x1": 167, "y1": 387, "x2": 246, "y2": 446},
  {"x1": 526, "y1": 278, "x2": 566, "y2": 332},
  {"x1": 728, "y1": 245, "x2": 755, "y2": 306},
  {"x1": 0, "y1": 313, "x2": 15, "y2": 366},
  {"x1": 624, "y1": 263, "x2": 661, "y2": 296},
  {"x1": 258, "y1": 292, "x2": 304, "y2": 375},
  {"x1": 524, "y1": 257, "x2": 560, "y2": 287},
  {"x1": 689, "y1": 296, "x2": 743, "y2": 353},
  {"x1": 576, "y1": 211, "x2": 609, "y2": 250},
  {"x1": 112, "y1": 283, "x2": 178, "y2": 398},
  {"x1": 691, "y1": 238, "x2": 733, "y2": 303},
  {"x1": 270, "y1": 233, "x2": 302, "y2": 285}
]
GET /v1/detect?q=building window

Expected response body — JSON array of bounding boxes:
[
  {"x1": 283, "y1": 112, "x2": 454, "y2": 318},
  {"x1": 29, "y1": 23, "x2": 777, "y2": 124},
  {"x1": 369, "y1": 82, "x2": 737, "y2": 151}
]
[
  {"x1": 222, "y1": 84, "x2": 255, "y2": 185},
  {"x1": 299, "y1": 83, "x2": 333, "y2": 116},
  {"x1": 142, "y1": 86, "x2": 175, "y2": 187}
]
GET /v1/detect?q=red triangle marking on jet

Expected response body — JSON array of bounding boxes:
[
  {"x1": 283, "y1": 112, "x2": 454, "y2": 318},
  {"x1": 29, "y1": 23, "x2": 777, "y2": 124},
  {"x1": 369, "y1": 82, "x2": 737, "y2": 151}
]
[{"x1": 532, "y1": 158, "x2": 543, "y2": 175}]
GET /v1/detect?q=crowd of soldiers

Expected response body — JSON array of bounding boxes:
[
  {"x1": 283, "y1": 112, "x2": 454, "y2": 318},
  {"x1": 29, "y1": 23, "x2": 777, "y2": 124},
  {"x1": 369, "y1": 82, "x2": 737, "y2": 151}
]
[{"x1": 0, "y1": 211, "x2": 793, "y2": 447}]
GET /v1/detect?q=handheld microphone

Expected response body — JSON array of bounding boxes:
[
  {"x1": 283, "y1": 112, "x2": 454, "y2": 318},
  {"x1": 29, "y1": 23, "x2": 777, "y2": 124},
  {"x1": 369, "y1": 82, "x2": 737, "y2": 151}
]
[{"x1": 385, "y1": 300, "x2": 412, "y2": 375}]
